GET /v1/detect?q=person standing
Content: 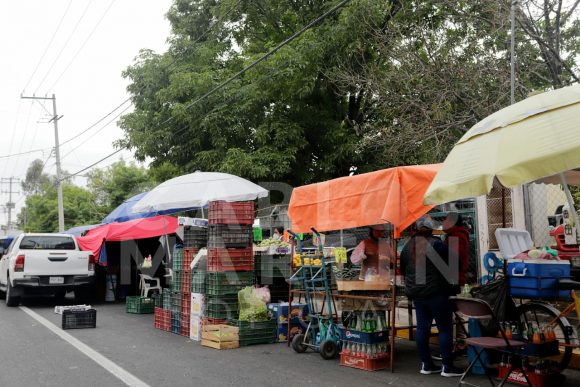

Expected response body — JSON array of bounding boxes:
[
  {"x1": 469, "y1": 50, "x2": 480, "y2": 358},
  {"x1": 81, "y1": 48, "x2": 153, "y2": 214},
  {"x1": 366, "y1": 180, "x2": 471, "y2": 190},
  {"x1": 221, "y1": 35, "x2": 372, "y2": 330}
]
[
  {"x1": 400, "y1": 216, "x2": 463, "y2": 377},
  {"x1": 443, "y1": 212, "x2": 470, "y2": 289}
]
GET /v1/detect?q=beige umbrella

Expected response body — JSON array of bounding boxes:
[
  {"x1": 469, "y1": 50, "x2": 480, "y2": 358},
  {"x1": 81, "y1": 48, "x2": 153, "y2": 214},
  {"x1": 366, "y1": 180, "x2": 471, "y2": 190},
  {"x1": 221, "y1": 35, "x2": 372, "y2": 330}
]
[{"x1": 424, "y1": 84, "x2": 580, "y2": 231}]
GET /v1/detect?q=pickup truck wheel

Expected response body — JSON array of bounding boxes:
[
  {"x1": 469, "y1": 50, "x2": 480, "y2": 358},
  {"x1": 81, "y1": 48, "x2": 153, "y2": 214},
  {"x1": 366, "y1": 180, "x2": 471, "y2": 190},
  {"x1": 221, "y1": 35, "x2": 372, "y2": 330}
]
[{"x1": 6, "y1": 277, "x2": 20, "y2": 307}]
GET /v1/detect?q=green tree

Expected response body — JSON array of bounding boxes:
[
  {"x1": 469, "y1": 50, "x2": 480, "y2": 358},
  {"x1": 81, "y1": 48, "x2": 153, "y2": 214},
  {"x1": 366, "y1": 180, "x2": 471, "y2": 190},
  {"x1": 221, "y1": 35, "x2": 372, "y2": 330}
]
[
  {"x1": 87, "y1": 160, "x2": 153, "y2": 213},
  {"x1": 21, "y1": 158, "x2": 51, "y2": 196},
  {"x1": 119, "y1": 0, "x2": 399, "y2": 185},
  {"x1": 19, "y1": 183, "x2": 102, "y2": 232}
]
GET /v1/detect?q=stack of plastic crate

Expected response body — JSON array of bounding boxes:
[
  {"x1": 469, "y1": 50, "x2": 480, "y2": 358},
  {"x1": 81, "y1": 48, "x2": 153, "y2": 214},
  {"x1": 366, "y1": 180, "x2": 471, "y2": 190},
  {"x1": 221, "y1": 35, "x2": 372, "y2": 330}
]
[
  {"x1": 205, "y1": 201, "x2": 255, "y2": 322},
  {"x1": 153, "y1": 293, "x2": 171, "y2": 331}
]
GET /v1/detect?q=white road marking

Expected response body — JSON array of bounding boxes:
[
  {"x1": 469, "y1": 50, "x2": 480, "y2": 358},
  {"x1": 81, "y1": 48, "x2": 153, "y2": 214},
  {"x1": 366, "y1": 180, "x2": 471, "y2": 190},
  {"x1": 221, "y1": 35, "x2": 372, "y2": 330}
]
[{"x1": 19, "y1": 306, "x2": 150, "y2": 387}]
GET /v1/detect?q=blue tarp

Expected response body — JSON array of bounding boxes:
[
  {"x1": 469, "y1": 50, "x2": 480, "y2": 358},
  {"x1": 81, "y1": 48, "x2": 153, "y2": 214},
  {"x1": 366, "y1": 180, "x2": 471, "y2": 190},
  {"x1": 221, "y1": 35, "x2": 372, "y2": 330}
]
[
  {"x1": 65, "y1": 224, "x2": 101, "y2": 237},
  {"x1": 102, "y1": 192, "x2": 196, "y2": 224}
]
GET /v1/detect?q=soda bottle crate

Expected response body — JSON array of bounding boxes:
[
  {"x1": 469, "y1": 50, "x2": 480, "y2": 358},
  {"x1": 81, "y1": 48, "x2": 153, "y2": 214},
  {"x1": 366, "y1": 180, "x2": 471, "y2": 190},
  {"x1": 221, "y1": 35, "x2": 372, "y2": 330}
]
[
  {"x1": 62, "y1": 309, "x2": 97, "y2": 330},
  {"x1": 125, "y1": 296, "x2": 155, "y2": 314},
  {"x1": 208, "y1": 201, "x2": 254, "y2": 225},
  {"x1": 339, "y1": 352, "x2": 390, "y2": 371},
  {"x1": 208, "y1": 225, "x2": 253, "y2": 248}
]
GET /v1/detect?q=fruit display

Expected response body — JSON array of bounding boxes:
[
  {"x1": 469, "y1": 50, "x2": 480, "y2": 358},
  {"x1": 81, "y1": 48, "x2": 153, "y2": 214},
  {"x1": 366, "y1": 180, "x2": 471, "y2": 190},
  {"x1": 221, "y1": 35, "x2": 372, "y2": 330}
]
[
  {"x1": 292, "y1": 253, "x2": 322, "y2": 267},
  {"x1": 257, "y1": 238, "x2": 289, "y2": 247}
]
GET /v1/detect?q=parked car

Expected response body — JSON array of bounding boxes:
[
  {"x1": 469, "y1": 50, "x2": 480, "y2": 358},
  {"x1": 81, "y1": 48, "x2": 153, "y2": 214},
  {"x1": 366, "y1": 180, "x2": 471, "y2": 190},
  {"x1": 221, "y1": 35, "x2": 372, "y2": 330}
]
[{"x1": 0, "y1": 233, "x2": 95, "y2": 306}]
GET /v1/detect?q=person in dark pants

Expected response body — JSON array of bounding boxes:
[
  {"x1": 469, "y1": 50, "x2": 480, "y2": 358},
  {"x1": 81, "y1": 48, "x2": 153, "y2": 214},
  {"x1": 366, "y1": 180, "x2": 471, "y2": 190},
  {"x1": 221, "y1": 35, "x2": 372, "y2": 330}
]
[{"x1": 400, "y1": 216, "x2": 464, "y2": 377}]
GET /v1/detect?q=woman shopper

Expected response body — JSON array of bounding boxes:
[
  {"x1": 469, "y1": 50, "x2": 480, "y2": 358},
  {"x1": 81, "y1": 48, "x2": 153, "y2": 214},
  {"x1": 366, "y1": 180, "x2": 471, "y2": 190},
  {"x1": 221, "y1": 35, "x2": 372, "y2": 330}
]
[
  {"x1": 400, "y1": 216, "x2": 464, "y2": 377},
  {"x1": 443, "y1": 212, "x2": 470, "y2": 288}
]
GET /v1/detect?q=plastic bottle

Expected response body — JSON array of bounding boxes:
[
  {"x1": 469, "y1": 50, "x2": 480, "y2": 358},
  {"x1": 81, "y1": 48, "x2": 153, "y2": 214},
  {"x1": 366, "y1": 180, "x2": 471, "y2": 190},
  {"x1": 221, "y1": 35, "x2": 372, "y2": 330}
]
[
  {"x1": 532, "y1": 328, "x2": 541, "y2": 344},
  {"x1": 369, "y1": 312, "x2": 377, "y2": 332},
  {"x1": 355, "y1": 313, "x2": 362, "y2": 331},
  {"x1": 505, "y1": 323, "x2": 513, "y2": 339}
]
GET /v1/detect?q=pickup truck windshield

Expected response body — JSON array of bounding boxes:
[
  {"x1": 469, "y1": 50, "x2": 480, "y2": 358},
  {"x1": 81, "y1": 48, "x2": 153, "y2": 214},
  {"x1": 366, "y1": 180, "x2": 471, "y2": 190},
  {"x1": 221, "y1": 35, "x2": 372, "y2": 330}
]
[{"x1": 19, "y1": 236, "x2": 76, "y2": 250}]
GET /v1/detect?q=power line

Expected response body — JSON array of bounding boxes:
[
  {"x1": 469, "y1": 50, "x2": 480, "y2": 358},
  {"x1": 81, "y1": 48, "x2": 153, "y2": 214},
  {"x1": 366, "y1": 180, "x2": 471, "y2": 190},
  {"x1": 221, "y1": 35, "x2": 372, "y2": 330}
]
[
  {"x1": 62, "y1": 0, "x2": 352, "y2": 179},
  {"x1": 59, "y1": 99, "x2": 131, "y2": 147},
  {"x1": 159, "y1": 0, "x2": 353, "y2": 128},
  {"x1": 0, "y1": 148, "x2": 50, "y2": 160},
  {"x1": 35, "y1": 0, "x2": 94, "y2": 94},
  {"x1": 22, "y1": 0, "x2": 74, "y2": 93},
  {"x1": 59, "y1": 0, "x2": 245, "y2": 148},
  {"x1": 47, "y1": 0, "x2": 117, "y2": 92},
  {"x1": 60, "y1": 103, "x2": 132, "y2": 160}
]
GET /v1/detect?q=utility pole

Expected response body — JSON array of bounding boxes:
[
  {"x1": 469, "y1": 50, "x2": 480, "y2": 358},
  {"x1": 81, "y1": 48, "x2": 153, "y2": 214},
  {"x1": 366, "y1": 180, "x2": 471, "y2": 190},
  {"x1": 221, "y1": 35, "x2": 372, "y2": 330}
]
[
  {"x1": 1, "y1": 177, "x2": 20, "y2": 230},
  {"x1": 21, "y1": 94, "x2": 65, "y2": 232}
]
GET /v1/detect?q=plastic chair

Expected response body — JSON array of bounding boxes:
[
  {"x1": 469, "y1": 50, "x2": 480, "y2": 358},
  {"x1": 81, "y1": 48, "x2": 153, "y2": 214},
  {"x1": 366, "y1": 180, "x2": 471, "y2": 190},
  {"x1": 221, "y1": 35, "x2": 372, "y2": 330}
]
[
  {"x1": 139, "y1": 274, "x2": 162, "y2": 297},
  {"x1": 449, "y1": 297, "x2": 531, "y2": 387}
]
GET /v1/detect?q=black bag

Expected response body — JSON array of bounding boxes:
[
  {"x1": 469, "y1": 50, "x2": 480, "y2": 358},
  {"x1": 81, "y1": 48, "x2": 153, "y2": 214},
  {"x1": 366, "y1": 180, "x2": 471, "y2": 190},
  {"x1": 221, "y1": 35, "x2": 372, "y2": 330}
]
[{"x1": 471, "y1": 277, "x2": 517, "y2": 335}]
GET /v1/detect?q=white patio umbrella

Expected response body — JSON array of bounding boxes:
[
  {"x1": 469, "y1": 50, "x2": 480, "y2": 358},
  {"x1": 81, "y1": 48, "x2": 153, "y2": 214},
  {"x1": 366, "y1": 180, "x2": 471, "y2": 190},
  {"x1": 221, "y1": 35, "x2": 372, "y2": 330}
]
[{"x1": 132, "y1": 171, "x2": 269, "y2": 213}]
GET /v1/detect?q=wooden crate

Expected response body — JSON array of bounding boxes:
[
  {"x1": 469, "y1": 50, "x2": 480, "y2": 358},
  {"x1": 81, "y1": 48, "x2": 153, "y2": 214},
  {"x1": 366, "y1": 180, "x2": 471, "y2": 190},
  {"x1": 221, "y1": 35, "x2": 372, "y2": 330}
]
[
  {"x1": 336, "y1": 280, "x2": 390, "y2": 291},
  {"x1": 201, "y1": 324, "x2": 240, "y2": 350}
]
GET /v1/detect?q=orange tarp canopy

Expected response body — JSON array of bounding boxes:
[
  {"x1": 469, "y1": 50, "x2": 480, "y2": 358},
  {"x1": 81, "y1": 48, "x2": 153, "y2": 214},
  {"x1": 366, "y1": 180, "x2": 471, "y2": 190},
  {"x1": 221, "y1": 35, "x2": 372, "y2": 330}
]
[{"x1": 288, "y1": 164, "x2": 442, "y2": 237}]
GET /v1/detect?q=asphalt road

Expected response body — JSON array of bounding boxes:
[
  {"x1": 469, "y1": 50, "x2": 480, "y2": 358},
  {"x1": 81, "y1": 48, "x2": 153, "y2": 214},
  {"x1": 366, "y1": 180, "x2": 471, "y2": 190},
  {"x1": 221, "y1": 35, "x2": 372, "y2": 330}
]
[{"x1": 1, "y1": 295, "x2": 579, "y2": 387}]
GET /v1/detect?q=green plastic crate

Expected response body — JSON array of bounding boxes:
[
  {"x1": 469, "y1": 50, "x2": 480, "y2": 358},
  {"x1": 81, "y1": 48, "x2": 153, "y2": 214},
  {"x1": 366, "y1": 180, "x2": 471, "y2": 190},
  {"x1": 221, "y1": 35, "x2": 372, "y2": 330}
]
[
  {"x1": 173, "y1": 248, "x2": 183, "y2": 271},
  {"x1": 206, "y1": 283, "x2": 248, "y2": 296},
  {"x1": 205, "y1": 272, "x2": 254, "y2": 286},
  {"x1": 126, "y1": 296, "x2": 155, "y2": 314},
  {"x1": 171, "y1": 271, "x2": 183, "y2": 292},
  {"x1": 191, "y1": 272, "x2": 207, "y2": 293},
  {"x1": 163, "y1": 290, "x2": 172, "y2": 309}
]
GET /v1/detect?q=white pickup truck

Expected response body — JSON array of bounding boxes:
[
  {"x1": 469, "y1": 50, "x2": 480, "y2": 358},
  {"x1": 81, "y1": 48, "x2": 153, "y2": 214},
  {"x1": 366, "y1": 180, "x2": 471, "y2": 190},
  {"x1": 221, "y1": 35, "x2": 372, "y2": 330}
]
[{"x1": 0, "y1": 233, "x2": 95, "y2": 306}]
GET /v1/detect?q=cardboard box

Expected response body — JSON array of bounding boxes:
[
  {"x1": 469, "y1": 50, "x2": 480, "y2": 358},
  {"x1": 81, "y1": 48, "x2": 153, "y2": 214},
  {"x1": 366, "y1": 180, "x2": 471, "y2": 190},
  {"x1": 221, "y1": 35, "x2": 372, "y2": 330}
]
[
  {"x1": 190, "y1": 315, "x2": 202, "y2": 341},
  {"x1": 191, "y1": 293, "x2": 205, "y2": 317}
]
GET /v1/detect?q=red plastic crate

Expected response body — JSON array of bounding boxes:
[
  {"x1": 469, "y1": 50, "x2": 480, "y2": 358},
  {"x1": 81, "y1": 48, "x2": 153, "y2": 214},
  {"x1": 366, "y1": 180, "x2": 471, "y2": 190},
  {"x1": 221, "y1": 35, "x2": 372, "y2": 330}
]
[
  {"x1": 183, "y1": 248, "x2": 199, "y2": 271},
  {"x1": 181, "y1": 292, "x2": 191, "y2": 316},
  {"x1": 182, "y1": 272, "x2": 191, "y2": 291},
  {"x1": 207, "y1": 248, "x2": 254, "y2": 272},
  {"x1": 497, "y1": 365, "x2": 564, "y2": 387},
  {"x1": 209, "y1": 201, "x2": 254, "y2": 225},
  {"x1": 180, "y1": 315, "x2": 190, "y2": 337},
  {"x1": 339, "y1": 352, "x2": 390, "y2": 371},
  {"x1": 154, "y1": 307, "x2": 172, "y2": 331}
]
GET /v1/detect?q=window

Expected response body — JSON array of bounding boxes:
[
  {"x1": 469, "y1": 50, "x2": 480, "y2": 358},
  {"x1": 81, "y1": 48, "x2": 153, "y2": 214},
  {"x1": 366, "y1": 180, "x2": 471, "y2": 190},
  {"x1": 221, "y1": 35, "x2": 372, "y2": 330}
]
[{"x1": 19, "y1": 236, "x2": 76, "y2": 250}]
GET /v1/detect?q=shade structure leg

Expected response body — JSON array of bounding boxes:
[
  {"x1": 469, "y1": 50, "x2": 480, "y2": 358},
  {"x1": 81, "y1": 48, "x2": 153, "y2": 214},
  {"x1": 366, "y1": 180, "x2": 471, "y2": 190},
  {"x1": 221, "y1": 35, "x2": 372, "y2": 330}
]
[{"x1": 559, "y1": 173, "x2": 580, "y2": 243}]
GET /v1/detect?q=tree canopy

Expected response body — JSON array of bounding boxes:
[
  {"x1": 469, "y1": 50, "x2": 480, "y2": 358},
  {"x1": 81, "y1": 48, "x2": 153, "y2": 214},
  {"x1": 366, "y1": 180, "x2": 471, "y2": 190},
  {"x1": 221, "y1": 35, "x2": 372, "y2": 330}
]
[{"x1": 118, "y1": 0, "x2": 579, "y2": 185}]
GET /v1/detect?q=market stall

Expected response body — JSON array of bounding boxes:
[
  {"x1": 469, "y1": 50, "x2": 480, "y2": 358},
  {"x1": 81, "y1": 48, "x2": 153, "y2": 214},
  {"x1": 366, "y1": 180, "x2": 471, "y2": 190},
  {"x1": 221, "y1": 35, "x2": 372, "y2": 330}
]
[
  {"x1": 287, "y1": 164, "x2": 442, "y2": 371},
  {"x1": 424, "y1": 84, "x2": 580, "y2": 382}
]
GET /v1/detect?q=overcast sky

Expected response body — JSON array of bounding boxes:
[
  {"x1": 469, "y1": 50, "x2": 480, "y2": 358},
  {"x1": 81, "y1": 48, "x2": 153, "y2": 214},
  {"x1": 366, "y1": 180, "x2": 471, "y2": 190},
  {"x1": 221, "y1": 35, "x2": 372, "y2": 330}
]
[{"x1": 0, "y1": 0, "x2": 173, "y2": 226}]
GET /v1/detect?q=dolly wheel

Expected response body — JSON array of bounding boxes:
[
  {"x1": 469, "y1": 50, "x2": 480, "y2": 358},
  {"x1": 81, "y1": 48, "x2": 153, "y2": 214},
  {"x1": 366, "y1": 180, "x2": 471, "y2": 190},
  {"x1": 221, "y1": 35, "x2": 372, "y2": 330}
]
[
  {"x1": 320, "y1": 339, "x2": 338, "y2": 360},
  {"x1": 292, "y1": 334, "x2": 308, "y2": 353}
]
